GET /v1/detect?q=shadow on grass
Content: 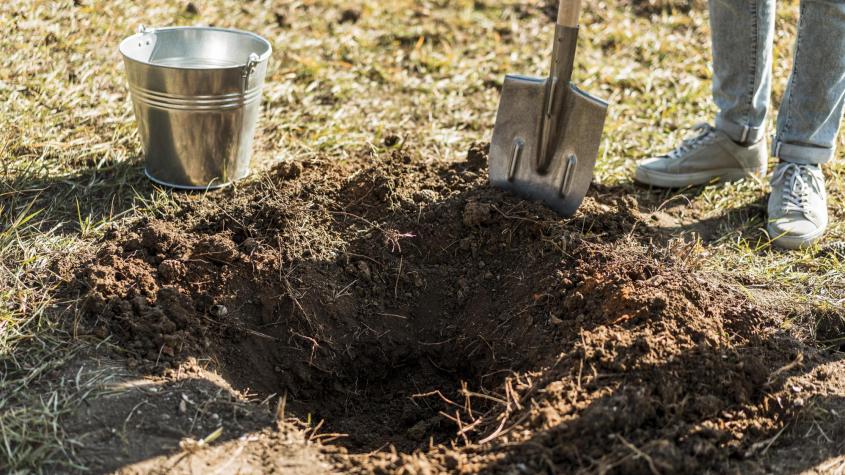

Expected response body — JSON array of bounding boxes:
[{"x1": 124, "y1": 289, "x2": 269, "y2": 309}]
[
  {"x1": 620, "y1": 180, "x2": 771, "y2": 246},
  {"x1": 51, "y1": 352, "x2": 325, "y2": 474},
  {"x1": 63, "y1": 368, "x2": 268, "y2": 472},
  {"x1": 0, "y1": 158, "x2": 156, "y2": 237}
]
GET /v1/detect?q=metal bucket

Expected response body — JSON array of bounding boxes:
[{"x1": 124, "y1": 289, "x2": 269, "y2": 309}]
[{"x1": 119, "y1": 26, "x2": 271, "y2": 189}]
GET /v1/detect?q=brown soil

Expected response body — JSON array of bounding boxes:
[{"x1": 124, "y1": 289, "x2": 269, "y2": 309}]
[{"x1": 67, "y1": 145, "x2": 844, "y2": 474}]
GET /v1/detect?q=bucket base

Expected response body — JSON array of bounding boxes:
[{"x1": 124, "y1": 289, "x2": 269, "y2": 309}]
[{"x1": 144, "y1": 168, "x2": 250, "y2": 191}]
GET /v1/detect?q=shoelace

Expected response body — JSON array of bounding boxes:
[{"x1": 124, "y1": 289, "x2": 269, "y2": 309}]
[
  {"x1": 665, "y1": 123, "x2": 716, "y2": 159},
  {"x1": 771, "y1": 163, "x2": 822, "y2": 217}
]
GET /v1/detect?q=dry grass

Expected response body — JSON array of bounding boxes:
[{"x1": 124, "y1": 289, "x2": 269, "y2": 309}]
[{"x1": 1, "y1": 0, "x2": 843, "y2": 471}]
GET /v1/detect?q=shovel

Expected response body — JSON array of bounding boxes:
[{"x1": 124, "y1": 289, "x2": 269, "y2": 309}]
[{"x1": 489, "y1": 0, "x2": 608, "y2": 217}]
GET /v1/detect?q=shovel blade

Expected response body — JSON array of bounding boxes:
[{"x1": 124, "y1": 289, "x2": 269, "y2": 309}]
[{"x1": 489, "y1": 74, "x2": 608, "y2": 217}]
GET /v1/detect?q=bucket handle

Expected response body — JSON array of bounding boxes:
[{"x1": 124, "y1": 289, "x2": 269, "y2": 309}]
[{"x1": 241, "y1": 53, "x2": 260, "y2": 94}]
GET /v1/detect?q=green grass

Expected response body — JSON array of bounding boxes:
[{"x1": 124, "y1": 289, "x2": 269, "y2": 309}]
[{"x1": 1, "y1": 0, "x2": 843, "y2": 471}]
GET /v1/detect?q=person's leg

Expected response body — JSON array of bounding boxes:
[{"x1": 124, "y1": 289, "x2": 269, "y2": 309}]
[
  {"x1": 774, "y1": 0, "x2": 845, "y2": 165},
  {"x1": 711, "y1": 0, "x2": 777, "y2": 145},
  {"x1": 634, "y1": 0, "x2": 774, "y2": 187},
  {"x1": 767, "y1": 0, "x2": 845, "y2": 249}
]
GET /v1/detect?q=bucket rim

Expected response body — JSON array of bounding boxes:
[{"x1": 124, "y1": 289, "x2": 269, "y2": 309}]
[{"x1": 119, "y1": 26, "x2": 272, "y2": 71}]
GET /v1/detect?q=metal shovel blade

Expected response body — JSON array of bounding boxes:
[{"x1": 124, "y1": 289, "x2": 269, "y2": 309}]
[{"x1": 489, "y1": 74, "x2": 608, "y2": 217}]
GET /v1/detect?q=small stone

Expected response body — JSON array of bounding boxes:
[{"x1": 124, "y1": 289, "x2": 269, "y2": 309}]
[
  {"x1": 240, "y1": 238, "x2": 258, "y2": 253},
  {"x1": 413, "y1": 189, "x2": 438, "y2": 203},
  {"x1": 405, "y1": 416, "x2": 440, "y2": 441},
  {"x1": 550, "y1": 316, "x2": 563, "y2": 325},
  {"x1": 355, "y1": 261, "x2": 371, "y2": 280},
  {"x1": 210, "y1": 304, "x2": 228, "y2": 318},
  {"x1": 383, "y1": 134, "x2": 400, "y2": 147},
  {"x1": 179, "y1": 399, "x2": 187, "y2": 413}
]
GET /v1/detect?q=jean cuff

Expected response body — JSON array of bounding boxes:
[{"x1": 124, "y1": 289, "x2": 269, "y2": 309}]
[
  {"x1": 715, "y1": 116, "x2": 766, "y2": 145},
  {"x1": 772, "y1": 140, "x2": 834, "y2": 165}
]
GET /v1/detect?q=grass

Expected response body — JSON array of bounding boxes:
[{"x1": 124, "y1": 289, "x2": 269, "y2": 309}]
[{"x1": 1, "y1": 0, "x2": 843, "y2": 471}]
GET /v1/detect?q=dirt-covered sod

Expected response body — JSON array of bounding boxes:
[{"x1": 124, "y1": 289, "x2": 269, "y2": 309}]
[{"x1": 2, "y1": 0, "x2": 844, "y2": 474}]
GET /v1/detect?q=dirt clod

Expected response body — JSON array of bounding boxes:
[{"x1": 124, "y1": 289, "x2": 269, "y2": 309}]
[
  {"x1": 462, "y1": 201, "x2": 492, "y2": 226},
  {"x1": 157, "y1": 259, "x2": 185, "y2": 282},
  {"x1": 339, "y1": 8, "x2": 361, "y2": 23},
  {"x1": 466, "y1": 142, "x2": 489, "y2": 169},
  {"x1": 274, "y1": 10, "x2": 289, "y2": 28},
  {"x1": 274, "y1": 160, "x2": 303, "y2": 180}
]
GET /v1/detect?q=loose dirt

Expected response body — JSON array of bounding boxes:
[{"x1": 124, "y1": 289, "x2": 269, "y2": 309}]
[{"x1": 67, "y1": 145, "x2": 844, "y2": 473}]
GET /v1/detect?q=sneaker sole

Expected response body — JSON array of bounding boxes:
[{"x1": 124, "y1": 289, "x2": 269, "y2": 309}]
[
  {"x1": 634, "y1": 167, "x2": 765, "y2": 189},
  {"x1": 767, "y1": 225, "x2": 826, "y2": 250}
]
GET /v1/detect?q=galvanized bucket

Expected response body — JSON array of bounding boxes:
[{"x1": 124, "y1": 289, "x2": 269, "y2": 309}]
[{"x1": 119, "y1": 26, "x2": 271, "y2": 189}]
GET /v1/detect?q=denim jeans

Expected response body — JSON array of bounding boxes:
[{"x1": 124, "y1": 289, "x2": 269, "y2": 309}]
[{"x1": 710, "y1": 0, "x2": 845, "y2": 165}]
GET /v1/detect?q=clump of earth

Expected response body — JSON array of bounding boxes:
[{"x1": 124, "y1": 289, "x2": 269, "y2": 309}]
[{"x1": 70, "y1": 144, "x2": 842, "y2": 473}]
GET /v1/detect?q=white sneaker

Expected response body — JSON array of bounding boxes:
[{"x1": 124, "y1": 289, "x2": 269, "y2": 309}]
[
  {"x1": 767, "y1": 162, "x2": 828, "y2": 250},
  {"x1": 635, "y1": 124, "x2": 768, "y2": 188}
]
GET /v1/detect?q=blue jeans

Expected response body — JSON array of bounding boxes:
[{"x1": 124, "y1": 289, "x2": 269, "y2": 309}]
[{"x1": 711, "y1": 0, "x2": 845, "y2": 165}]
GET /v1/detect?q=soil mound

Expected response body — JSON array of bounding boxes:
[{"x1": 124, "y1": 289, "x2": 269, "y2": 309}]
[{"x1": 75, "y1": 146, "x2": 826, "y2": 473}]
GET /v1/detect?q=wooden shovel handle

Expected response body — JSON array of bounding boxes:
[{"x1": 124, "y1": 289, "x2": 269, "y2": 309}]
[{"x1": 557, "y1": 0, "x2": 581, "y2": 27}]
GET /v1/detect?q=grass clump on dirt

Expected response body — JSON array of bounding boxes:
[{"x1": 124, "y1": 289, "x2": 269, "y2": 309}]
[{"x1": 1, "y1": 0, "x2": 843, "y2": 473}]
